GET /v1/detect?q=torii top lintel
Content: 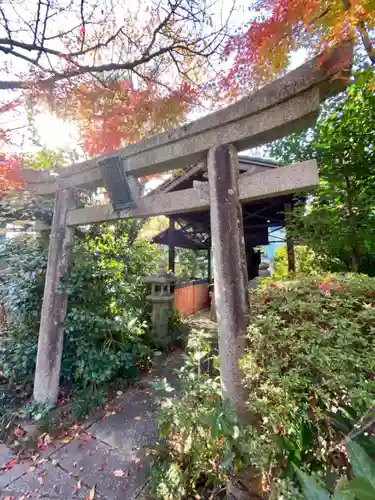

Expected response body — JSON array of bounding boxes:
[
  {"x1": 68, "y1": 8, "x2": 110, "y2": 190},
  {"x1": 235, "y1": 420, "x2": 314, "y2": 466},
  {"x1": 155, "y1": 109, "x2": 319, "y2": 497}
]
[{"x1": 23, "y1": 43, "x2": 352, "y2": 195}]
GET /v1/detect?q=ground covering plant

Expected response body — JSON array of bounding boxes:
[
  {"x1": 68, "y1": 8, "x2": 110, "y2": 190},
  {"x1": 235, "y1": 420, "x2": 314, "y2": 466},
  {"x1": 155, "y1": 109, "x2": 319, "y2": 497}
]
[
  {"x1": 151, "y1": 274, "x2": 375, "y2": 499},
  {"x1": 0, "y1": 220, "x2": 161, "y2": 431}
]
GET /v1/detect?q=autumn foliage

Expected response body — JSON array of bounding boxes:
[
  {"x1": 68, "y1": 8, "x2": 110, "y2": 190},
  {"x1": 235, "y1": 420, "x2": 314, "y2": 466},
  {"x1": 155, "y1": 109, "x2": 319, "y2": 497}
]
[
  {"x1": 0, "y1": 153, "x2": 24, "y2": 198},
  {"x1": 46, "y1": 79, "x2": 197, "y2": 157},
  {"x1": 225, "y1": 0, "x2": 375, "y2": 92},
  {"x1": 0, "y1": 0, "x2": 225, "y2": 157}
]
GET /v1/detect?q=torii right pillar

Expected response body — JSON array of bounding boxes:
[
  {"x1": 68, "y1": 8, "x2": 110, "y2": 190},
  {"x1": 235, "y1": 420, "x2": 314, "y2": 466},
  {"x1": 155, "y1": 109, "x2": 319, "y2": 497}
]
[
  {"x1": 207, "y1": 144, "x2": 250, "y2": 422},
  {"x1": 208, "y1": 144, "x2": 262, "y2": 498}
]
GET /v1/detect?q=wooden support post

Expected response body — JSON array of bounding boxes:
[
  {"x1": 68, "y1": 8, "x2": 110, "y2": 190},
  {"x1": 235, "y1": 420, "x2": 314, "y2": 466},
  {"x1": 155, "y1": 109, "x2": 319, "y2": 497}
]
[
  {"x1": 168, "y1": 218, "x2": 175, "y2": 273},
  {"x1": 207, "y1": 144, "x2": 250, "y2": 423},
  {"x1": 207, "y1": 247, "x2": 211, "y2": 283},
  {"x1": 284, "y1": 202, "x2": 296, "y2": 273},
  {"x1": 33, "y1": 189, "x2": 75, "y2": 405}
]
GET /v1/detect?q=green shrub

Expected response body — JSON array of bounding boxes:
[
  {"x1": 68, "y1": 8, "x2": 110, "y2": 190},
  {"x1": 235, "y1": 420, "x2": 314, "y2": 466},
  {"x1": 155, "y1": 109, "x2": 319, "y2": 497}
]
[
  {"x1": 295, "y1": 440, "x2": 375, "y2": 499},
  {"x1": 273, "y1": 244, "x2": 322, "y2": 278},
  {"x1": 242, "y1": 273, "x2": 375, "y2": 479},
  {"x1": 150, "y1": 329, "x2": 253, "y2": 499},
  {"x1": 0, "y1": 221, "x2": 160, "y2": 389},
  {"x1": 151, "y1": 274, "x2": 375, "y2": 499}
]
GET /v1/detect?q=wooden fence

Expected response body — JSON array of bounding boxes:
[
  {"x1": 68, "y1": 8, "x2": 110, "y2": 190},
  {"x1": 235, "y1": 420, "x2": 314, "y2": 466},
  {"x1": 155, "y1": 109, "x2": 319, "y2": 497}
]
[{"x1": 174, "y1": 279, "x2": 210, "y2": 317}]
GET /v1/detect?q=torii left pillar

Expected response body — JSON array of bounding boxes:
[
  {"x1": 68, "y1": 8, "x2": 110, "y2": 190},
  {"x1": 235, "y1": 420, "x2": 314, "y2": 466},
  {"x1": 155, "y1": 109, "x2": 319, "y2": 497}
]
[{"x1": 34, "y1": 188, "x2": 75, "y2": 405}]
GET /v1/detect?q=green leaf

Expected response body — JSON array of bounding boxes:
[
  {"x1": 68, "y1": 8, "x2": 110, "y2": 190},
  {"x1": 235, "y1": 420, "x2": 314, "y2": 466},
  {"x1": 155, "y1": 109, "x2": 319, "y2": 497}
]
[
  {"x1": 293, "y1": 465, "x2": 330, "y2": 500},
  {"x1": 232, "y1": 425, "x2": 240, "y2": 440},
  {"x1": 341, "y1": 478, "x2": 375, "y2": 500},
  {"x1": 220, "y1": 449, "x2": 235, "y2": 470},
  {"x1": 347, "y1": 440, "x2": 375, "y2": 489},
  {"x1": 332, "y1": 491, "x2": 355, "y2": 500},
  {"x1": 334, "y1": 477, "x2": 355, "y2": 499}
]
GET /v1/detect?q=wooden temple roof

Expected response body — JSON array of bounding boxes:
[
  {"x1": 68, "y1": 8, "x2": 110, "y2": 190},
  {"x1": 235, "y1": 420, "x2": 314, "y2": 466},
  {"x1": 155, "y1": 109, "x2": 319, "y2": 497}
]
[{"x1": 151, "y1": 156, "x2": 296, "y2": 249}]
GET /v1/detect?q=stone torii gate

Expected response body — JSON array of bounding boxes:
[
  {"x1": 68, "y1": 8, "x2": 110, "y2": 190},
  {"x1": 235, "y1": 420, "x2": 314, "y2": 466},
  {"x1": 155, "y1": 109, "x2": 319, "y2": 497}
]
[{"x1": 23, "y1": 44, "x2": 352, "y2": 408}]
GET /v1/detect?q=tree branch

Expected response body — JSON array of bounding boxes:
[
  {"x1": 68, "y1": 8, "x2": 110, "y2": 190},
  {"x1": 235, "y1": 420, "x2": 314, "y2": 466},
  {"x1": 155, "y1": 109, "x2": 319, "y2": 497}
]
[{"x1": 357, "y1": 21, "x2": 375, "y2": 65}]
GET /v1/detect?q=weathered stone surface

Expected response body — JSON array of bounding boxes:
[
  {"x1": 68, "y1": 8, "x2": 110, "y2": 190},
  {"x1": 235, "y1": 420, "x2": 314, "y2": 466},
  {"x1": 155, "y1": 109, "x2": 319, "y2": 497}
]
[
  {"x1": 1, "y1": 351, "x2": 184, "y2": 499},
  {"x1": 66, "y1": 160, "x2": 318, "y2": 226},
  {"x1": 207, "y1": 144, "x2": 250, "y2": 424},
  {"x1": 52, "y1": 432, "x2": 151, "y2": 499},
  {"x1": 0, "y1": 450, "x2": 27, "y2": 490},
  {"x1": 89, "y1": 388, "x2": 157, "y2": 451},
  {"x1": 145, "y1": 262, "x2": 176, "y2": 348},
  {"x1": 1, "y1": 460, "x2": 90, "y2": 498},
  {"x1": 23, "y1": 43, "x2": 352, "y2": 194},
  {"x1": 34, "y1": 188, "x2": 75, "y2": 404},
  {"x1": 0, "y1": 443, "x2": 14, "y2": 468}
]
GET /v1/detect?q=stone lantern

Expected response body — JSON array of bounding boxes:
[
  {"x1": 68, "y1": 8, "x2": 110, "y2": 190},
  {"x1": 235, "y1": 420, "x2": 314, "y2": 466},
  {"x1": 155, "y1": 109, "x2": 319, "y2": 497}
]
[
  {"x1": 144, "y1": 261, "x2": 176, "y2": 348},
  {"x1": 249, "y1": 260, "x2": 271, "y2": 288},
  {"x1": 258, "y1": 261, "x2": 271, "y2": 278}
]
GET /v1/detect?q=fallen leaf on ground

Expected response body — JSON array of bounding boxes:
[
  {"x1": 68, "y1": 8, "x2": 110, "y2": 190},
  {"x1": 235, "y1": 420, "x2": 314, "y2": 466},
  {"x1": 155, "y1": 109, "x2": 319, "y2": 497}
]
[
  {"x1": 59, "y1": 436, "x2": 72, "y2": 444},
  {"x1": 79, "y1": 433, "x2": 92, "y2": 442},
  {"x1": 113, "y1": 469, "x2": 125, "y2": 477},
  {"x1": 37, "y1": 433, "x2": 53, "y2": 450},
  {"x1": 105, "y1": 411, "x2": 118, "y2": 416},
  {"x1": 13, "y1": 426, "x2": 26, "y2": 438},
  {"x1": 4, "y1": 458, "x2": 18, "y2": 470}
]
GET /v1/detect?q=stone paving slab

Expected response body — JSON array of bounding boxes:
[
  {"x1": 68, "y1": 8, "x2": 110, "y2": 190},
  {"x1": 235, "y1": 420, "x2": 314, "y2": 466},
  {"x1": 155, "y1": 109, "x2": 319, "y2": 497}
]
[
  {"x1": 88, "y1": 387, "x2": 157, "y2": 451},
  {"x1": 0, "y1": 461, "x2": 28, "y2": 491},
  {"x1": 0, "y1": 350, "x2": 183, "y2": 500},
  {"x1": 52, "y1": 431, "x2": 152, "y2": 499},
  {"x1": 1, "y1": 459, "x2": 91, "y2": 498},
  {"x1": 0, "y1": 444, "x2": 14, "y2": 469}
]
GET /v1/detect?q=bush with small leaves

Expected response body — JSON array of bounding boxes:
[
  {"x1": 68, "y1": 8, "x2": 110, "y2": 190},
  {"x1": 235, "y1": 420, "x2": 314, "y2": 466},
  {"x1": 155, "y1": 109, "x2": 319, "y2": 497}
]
[
  {"x1": 242, "y1": 274, "x2": 375, "y2": 484},
  {"x1": 0, "y1": 221, "x2": 161, "y2": 391}
]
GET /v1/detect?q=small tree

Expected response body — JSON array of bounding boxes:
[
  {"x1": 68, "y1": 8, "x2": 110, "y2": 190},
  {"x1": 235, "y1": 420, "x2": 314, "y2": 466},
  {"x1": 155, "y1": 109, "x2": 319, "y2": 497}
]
[{"x1": 268, "y1": 69, "x2": 375, "y2": 273}]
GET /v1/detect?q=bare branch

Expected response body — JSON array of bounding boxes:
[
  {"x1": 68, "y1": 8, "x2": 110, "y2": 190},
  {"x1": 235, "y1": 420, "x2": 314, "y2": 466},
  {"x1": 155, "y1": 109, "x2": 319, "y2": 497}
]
[
  {"x1": 80, "y1": 0, "x2": 86, "y2": 51},
  {"x1": 0, "y1": 0, "x2": 232, "y2": 101},
  {"x1": 34, "y1": 0, "x2": 42, "y2": 45},
  {"x1": 37, "y1": 0, "x2": 50, "y2": 63},
  {"x1": 0, "y1": 6, "x2": 12, "y2": 45}
]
